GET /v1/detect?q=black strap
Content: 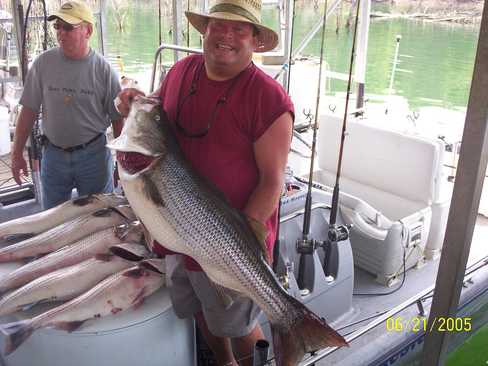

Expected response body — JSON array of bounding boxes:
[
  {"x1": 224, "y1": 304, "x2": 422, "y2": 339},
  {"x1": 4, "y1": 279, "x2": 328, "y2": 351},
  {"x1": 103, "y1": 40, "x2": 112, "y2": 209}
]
[{"x1": 47, "y1": 133, "x2": 103, "y2": 152}]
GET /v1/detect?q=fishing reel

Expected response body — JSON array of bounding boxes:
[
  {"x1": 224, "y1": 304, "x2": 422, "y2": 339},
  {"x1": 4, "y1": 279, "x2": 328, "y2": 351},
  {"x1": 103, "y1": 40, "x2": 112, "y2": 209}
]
[
  {"x1": 296, "y1": 223, "x2": 352, "y2": 290},
  {"x1": 296, "y1": 237, "x2": 322, "y2": 254},
  {"x1": 296, "y1": 223, "x2": 351, "y2": 255},
  {"x1": 326, "y1": 224, "x2": 350, "y2": 244}
]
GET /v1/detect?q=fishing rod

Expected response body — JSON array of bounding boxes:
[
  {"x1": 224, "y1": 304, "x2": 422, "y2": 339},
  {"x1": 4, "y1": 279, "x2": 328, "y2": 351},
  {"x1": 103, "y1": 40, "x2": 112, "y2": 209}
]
[
  {"x1": 273, "y1": 0, "x2": 297, "y2": 272},
  {"x1": 296, "y1": 0, "x2": 329, "y2": 290},
  {"x1": 285, "y1": 0, "x2": 297, "y2": 94},
  {"x1": 272, "y1": 0, "x2": 296, "y2": 90},
  {"x1": 297, "y1": 0, "x2": 362, "y2": 289},
  {"x1": 322, "y1": 0, "x2": 362, "y2": 276}
]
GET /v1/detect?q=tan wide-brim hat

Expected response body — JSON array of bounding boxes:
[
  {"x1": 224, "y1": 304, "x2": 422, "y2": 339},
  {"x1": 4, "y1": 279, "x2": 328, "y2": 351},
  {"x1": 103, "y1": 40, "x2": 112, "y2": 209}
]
[
  {"x1": 47, "y1": 0, "x2": 94, "y2": 25},
  {"x1": 185, "y1": 0, "x2": 279, "y2": 53}
]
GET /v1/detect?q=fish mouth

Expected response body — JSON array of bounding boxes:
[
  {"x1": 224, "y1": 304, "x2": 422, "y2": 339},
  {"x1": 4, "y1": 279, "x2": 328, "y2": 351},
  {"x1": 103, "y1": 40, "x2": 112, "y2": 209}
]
[
  {"x1": 108, "y1": 136, "x2": 160, "y2": 175},
  {"x1": 116, "y1": 151, "x2": 156, "y2": 175}
]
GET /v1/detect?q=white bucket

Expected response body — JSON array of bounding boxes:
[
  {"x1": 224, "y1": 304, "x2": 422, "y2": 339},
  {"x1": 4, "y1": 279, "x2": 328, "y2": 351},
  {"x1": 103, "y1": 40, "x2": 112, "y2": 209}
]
[{"x1": 0, "y1": 106, "x2": 10, "y2": 155}]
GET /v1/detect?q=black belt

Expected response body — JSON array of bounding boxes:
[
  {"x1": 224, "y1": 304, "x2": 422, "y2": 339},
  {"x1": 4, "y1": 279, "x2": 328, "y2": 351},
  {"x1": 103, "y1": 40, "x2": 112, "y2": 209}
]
[{"x1": 48, "y1": 133, "x2": 104, "y2": 153}]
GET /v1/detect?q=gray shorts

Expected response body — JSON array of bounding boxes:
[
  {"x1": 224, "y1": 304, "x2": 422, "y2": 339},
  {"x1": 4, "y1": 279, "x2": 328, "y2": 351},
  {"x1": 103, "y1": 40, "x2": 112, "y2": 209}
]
[{"x1": 166, "y1": 255, "x2": 262, "y2": 338}]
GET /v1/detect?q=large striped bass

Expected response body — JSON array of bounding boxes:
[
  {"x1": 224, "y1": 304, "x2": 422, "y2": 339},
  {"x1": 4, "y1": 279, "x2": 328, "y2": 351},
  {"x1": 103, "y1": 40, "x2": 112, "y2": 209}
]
[
  {"x1": 0, "y1": 193, "x2": 128, "y2": 245},
  {"x1": 0, "y1": 259, "x2": 164, "y2": 355},
  {"x1": 0, "y1": 253, "x2": 147, "y2": 317},
  {"x1": 108, "y1": 98, "x2": 347, "y2": 366},
  {"x1": 0, "y1": 222, "x2": 146, "y2": 293},
  {"x1": 0, "y1": 206, "x2": 135, "y2": 263}
]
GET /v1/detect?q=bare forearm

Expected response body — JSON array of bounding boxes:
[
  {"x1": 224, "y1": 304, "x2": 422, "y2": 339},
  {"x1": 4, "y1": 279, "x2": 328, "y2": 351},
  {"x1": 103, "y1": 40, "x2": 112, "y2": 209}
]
[
  {"x1": 12, "y1": 106, "x2": 37, "y2": 156},
  {"x1": 243, "y1": 176, "x2": 283, "y2": 224}
]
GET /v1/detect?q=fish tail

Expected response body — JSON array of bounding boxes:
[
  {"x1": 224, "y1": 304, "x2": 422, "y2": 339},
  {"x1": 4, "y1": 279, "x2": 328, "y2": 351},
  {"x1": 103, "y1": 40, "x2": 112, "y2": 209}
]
[
  {"x1": 271, "y1": 298, "x2": 348, "y2": 366},
  {"x1": 0, "y1": 319, "x2": 35, "y2": 355}
]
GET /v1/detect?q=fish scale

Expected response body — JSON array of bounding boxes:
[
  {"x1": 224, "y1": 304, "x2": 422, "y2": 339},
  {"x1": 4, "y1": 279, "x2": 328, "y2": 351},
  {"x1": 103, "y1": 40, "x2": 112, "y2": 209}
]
[{"x1": 149, "y1": 152, "x2": 295, "y2": 326}]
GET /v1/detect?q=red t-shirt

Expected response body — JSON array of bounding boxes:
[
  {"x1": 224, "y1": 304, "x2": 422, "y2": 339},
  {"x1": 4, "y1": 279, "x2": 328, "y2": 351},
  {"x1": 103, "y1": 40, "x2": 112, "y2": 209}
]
[{"x1": 155, "y1": 54, "x2": 294, "y2": 270}]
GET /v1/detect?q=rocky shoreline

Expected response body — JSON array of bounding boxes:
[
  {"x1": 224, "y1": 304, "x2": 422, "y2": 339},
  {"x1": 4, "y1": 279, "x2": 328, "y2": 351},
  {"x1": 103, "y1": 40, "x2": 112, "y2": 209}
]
[{"x1": 372, "y1": 0, "x2": 484, "y2": 24}]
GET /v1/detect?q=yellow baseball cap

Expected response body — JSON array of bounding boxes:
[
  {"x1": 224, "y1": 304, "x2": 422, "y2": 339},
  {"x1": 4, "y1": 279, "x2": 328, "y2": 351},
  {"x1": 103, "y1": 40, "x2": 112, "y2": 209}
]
[{"x1": 47, "y1": 1, "x2": 94, "y2": 25}]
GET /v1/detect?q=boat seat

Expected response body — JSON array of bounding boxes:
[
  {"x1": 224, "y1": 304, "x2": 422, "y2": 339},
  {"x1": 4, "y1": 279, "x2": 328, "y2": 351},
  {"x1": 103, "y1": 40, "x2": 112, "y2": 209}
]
[{"x1": 314, "y1": 114, "x2": 449, "y2": 285}]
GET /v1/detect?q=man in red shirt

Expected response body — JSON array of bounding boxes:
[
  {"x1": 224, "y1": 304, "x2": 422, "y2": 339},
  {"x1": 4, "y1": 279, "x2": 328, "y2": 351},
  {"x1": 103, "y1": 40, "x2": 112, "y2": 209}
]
[{"x1": 116, "y1": 1, "x2": 293, "y2": 364}]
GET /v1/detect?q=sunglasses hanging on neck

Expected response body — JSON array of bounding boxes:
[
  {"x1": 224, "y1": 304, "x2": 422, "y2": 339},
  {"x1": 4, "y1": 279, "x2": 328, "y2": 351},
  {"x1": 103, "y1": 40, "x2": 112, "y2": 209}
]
[{"x1": 174, "y1": 61, "x2": 250, "y2": 139}]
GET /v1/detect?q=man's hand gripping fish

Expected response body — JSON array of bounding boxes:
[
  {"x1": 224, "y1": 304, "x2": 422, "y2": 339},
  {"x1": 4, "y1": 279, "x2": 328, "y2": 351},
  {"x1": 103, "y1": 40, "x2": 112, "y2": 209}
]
[{"x1": 108, "y1": 97, "x2": 348, "y2": 366}]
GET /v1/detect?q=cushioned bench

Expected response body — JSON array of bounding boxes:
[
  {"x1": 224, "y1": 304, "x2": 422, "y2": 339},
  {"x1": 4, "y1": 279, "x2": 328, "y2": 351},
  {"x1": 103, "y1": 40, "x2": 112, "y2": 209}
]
[{"x1": 314, "y1": 114, "x2": 449, "y2": 285}]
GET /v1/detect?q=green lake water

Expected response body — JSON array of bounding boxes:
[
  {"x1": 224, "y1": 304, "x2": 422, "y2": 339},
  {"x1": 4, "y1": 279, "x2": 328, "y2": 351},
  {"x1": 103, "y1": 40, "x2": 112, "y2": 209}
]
[
  {"x1": 447, "y1": 323, "x2": 488, "y2": 366},
  {"x1": 96, "y1": 1, "x2": 481, "y2": 112}
]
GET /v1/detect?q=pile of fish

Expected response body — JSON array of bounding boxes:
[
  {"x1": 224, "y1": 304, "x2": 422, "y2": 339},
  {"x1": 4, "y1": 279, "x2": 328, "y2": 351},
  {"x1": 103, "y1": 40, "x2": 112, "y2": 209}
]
[
  {"x1": 0, "y1": 193, "x2": 165, "y2": 355},
  {"x1": 109, "y1": 97, "x2": 349, "y2": 366}
]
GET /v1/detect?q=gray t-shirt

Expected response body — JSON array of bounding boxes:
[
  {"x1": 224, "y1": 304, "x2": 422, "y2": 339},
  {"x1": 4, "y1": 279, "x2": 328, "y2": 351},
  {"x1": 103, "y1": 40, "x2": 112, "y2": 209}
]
[{"x1": 20, "y1": 47, "x2": 121, "y2": 148}]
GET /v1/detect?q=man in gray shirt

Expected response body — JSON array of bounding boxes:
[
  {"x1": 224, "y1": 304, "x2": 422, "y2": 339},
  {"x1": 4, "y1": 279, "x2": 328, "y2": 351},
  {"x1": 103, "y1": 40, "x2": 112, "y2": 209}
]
[{"x1": 11, "y1": 0, "x2": 122, "y2": 209}]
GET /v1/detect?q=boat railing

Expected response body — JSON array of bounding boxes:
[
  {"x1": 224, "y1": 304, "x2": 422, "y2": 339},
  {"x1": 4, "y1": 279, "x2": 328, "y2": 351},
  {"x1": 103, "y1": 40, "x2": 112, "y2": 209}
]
[
  {"x1": 150, "y1": 43, "x2": 202, "y2": 93},
  {"x1": 291, "y1": 0, "x2": 343, "y2": 60}
]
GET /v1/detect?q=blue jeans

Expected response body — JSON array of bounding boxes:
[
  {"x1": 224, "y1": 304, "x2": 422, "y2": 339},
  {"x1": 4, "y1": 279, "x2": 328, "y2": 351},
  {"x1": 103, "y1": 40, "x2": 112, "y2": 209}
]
[{"x1": 40, "y1": 134, "x2": 114, "y2": 209}]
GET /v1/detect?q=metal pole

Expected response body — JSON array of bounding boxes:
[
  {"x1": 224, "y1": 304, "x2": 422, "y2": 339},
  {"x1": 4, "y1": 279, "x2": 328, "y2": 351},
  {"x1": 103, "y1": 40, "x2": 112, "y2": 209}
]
[
  {"x1": 385, "y1": 35, "x2": 401, "y2": 114},
  {"x1": 10, "y1": 0, "x2": 23, "y2": 77},
  {"x1": 201, "y1": 0, "x2": 209, "y2": 12},
  {"x1": 422, "y1": 0, "x2": 488, "y2": 364},
  {"x1": 354, "y1": 0, "x2": 371, "y2": 111},
  {"x1": 172, "y1": 0, "x2": 183, "y2": 62},
  {"x1": 98, "y1": 0, "x2": 108, "y2": 56}
]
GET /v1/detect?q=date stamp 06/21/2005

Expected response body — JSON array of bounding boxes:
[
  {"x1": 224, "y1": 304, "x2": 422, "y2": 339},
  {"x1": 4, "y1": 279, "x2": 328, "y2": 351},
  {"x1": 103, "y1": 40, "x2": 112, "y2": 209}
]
[{"x1": 386, "y1": 316, "x2": 472, "y2": 333}]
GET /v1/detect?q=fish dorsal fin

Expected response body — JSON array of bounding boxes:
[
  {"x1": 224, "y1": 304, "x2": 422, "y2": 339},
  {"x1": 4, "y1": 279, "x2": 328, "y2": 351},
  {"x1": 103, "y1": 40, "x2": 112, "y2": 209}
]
[
  {"x1": 72, "y1": 194, "x2": 96, "y2": 207},
  {"x1": 95, "y1": 253, "x2": 113, "y2": 262},
  {"x1": 110, "y1": 205, "x2": 135, "y2": 221},
  {"x1": 92, "y1": 207, "x2": 112, "y2": 217},
  {"x1": 3, "y1": 233, "x2": 36, "y2": 244},
  {"x1": 110, "y1": 243, "x2": 148, "y2": 261},
  {"x1": 52, "y1": 320, "x2": 86, "y2": 333}
]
